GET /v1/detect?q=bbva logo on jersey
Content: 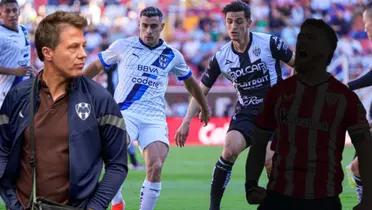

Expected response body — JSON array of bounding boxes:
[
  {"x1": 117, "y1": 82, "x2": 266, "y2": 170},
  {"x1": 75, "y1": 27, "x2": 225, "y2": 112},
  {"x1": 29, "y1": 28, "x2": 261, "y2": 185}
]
[{"x1": 75, "y1": 102, "x2": 91, "y2": 120}]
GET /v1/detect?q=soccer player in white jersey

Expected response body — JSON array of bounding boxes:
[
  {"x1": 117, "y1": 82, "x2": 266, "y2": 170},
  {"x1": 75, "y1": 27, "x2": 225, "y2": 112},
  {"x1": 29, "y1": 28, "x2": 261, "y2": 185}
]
[
  {"x1": 84, "y1": 6, "x2": 209, "y2": 210},
  {"x1": 175, "y1": 1, "x2": 295, "y2": 210},
  {"x1": 0, "y1": 0, "x2": 33, "y2": 108}
]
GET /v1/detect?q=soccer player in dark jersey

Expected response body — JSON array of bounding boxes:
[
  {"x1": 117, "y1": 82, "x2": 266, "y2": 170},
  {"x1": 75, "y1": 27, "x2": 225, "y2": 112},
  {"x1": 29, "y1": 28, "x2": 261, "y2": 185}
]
[
  {"x1": 175, "y1": 1, "x2": 294, "y2": 209},
  {"x1": 347, "y1": 1, "x2": 372, "y2": 203},
  {"x1": 245, "y1": 18, "x2": 372, "y2": 210}
]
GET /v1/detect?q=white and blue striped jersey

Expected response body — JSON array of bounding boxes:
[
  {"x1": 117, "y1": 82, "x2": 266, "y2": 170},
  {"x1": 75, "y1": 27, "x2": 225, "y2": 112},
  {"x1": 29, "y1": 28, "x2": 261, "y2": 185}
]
[
  {"x1": 202, "y1": 32, "x2": 293, "y2": 116},
  {"x1": 0, "y1": 24, "x2": 31, "y2": 108},
  {"x1": 98, "y1": 37, "x2": 192, "y2": 121}
]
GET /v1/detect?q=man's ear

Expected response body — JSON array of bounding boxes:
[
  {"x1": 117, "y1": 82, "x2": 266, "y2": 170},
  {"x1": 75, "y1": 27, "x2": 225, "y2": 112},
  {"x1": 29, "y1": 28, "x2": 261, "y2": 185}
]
[
  {"x1": 247, "y1": 19, "x2": 252, "y2": 26},
  {"x1": 42, "y1": 47, "x2": 53, "y2": 61}
]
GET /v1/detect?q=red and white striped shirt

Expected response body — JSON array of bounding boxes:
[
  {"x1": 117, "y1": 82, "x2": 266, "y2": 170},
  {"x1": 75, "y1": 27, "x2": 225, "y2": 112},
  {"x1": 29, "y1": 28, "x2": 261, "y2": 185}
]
[{"x1": 256, "y1": 74, "x2": 369, "y2": 199}]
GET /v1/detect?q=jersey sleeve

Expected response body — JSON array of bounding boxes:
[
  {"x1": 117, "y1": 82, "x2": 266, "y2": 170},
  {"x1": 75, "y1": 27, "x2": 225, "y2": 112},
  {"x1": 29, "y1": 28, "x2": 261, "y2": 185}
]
[
  {"x1": 347, "y1": 70, "x2": 372, "y2": 90},
  {"x1": 98, "y1": 39, "x2": 124, "y2": 70},
  {"x1": 0, "y1": 35, "x2": 3, "y2": 52},
  {"x1": 345, "y1": 91, "x2": 370, "y2": 144},
  {"x1": 255, "y1": 87, "x2": 278, "y2": 131},
  {"x1": 201, "y1": 56, "x2": 221, "y2": 88},
  {"x1": 269, "y1": 35, "x2": 293, "y2": 63},
  {"x1": 20, "y1": 25, "x2": 30, "y2": 47},
  {"x1": 172, "y1": 51, "x2": 192, "y2": 81}
]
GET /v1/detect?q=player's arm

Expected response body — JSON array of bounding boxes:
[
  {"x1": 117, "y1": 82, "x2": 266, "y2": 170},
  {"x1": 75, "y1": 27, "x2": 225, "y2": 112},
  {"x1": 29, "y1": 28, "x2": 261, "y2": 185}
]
[
  {"x1": 181, "y1": 81, "x2": 210, "y2": 126},
  {"x1": 182, "y1": 82, "x2": 210, "y2": 124},
  {"x1": 353, "y1": 130, "x2": 372, "y2": 210},
  {"x1": 246, "y1": 130, "x2": 273, "y2": 183},
  {"x1": 84, "y1": 60, "x2": 104, "y2": 78},
  {"x1": 0, "y1": 35, "x2": 34, "y2": 76},
  {"x1": 287, "y1": 51, "x2": 295, "y2": 67},
  {"x1": 84, "y1": 40, "x2": 122, "y2": 78},
  {"x1": 175, "y1": 56, "x2": 220, "y2": 147},
  {"x1": 347, "y1": 100, "x2": 372, "y2": 209},
  {"x1": 183, "y1": 76, "x2": 209, "y2": 125},
  {"x1": 86, "y1": 95, "x2": 128, "y2": 209},
  {"x1": 348, "y1": 70, "x2": 372, "y2": 90},
  {"x1": 245, "y1": 87, "x2": 277, "y2": 204},
  {"x1": 270, "y1": 35, "x2": 295, "y2": 68},
  {"x1": 0, "y1": 66, "x2": 33, "y2": 76},
  {"x1": 175, "y1": 82, "x2": 210, "y2": 147},
  {"x1": 245, "y1": 127, "x2": 272, "y2": 204}
]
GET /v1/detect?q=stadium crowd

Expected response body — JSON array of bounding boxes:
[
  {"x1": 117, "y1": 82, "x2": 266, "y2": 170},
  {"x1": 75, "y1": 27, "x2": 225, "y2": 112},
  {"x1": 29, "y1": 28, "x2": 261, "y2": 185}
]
[
  {"x1": 0, "y1": 1, "x2": 371, "y2": 210},
  {"x1": 13, "y1": 0, "x2": 372, "y2": 118}
]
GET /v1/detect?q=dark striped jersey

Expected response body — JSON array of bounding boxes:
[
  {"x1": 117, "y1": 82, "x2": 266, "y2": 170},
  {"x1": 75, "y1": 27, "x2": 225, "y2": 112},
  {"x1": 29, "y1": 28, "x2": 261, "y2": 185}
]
[
  {"x1": 201, "y1": 32, "x2": 293, "y2": 116},
  {"x1": 256, "y1": 74, "x2": 370, "y2": 199}
]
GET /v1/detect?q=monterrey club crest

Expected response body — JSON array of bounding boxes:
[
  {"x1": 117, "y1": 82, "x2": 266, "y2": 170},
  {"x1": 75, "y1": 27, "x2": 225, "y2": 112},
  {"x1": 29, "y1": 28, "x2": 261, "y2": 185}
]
[
  {"x1": 159, "y1": 55, "x2": 168, "y2": 68},
  {"x1": 75, "y1": 102, "x2": 91, "y2": 120}
]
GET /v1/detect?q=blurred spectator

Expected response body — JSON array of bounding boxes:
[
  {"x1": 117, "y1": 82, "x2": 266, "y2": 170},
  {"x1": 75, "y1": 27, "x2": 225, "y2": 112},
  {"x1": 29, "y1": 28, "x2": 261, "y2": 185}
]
[
  {"x1": 16, "y1": 0, "x2": 372, "y2": 117},
  {"x1": 85, "y1": 25, "x2": 103, "y2": 52},
  {"x1": 329, "y1": 4, "x2": 350, "y2": 35},
  {"x1": 281, "y1": 21, "x2": 300, "y2": 48}
]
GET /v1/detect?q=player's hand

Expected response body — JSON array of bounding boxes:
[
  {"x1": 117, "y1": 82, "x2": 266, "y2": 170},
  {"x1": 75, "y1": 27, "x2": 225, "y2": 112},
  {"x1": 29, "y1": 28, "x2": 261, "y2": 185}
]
[
  {"x1": 353, "y1": 202, "x2": 372, "y2": 210},
  {"x1": 13, "y1": 66, "x2": 34, "y2": 76},
  {"x1": 198, "y1": 107, "x2": 210, "y2": 126},
  {"x1": 353, "y1": 203, "x2": 361, "y2": 210},
  {"x1": 175, "y1": 122, "x2": 190, "y2": 147},
  {"x1": 13, "y1": 67, "x2": 29, "y2": 76},
  {"x1": 246, "y1": 186, "x2": 267, "y2": 204}
]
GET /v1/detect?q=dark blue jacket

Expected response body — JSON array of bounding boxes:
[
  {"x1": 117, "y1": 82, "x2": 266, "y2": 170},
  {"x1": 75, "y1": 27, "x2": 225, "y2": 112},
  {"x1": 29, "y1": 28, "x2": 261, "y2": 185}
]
[{"x1": 0, "y1": 76, "x2": 128, "y2": 210}]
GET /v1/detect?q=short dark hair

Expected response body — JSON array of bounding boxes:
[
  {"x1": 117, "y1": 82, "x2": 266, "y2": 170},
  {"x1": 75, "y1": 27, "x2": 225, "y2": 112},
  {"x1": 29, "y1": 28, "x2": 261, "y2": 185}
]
[
  {"x1": 367, "y1": 1, "x2": 372, "y2": 9},
  {"x1": 222, "y1": 1, "x2": 251, "y2": 20},
  {"x1": 365, "y1": 1, "x2": 372, "y2": 17},
  {"x1": 140, "y1": 6, "x2": 163, "y2": 21},
  {"x1": 301, "y1": 18, "x2": 338, "y2": 65},
  {"x1": 0, "y1": 0, "x2": 18, "y2": 6},
  {"x1": 35, "y1": 11, "x2": 87, "y2": 61}
]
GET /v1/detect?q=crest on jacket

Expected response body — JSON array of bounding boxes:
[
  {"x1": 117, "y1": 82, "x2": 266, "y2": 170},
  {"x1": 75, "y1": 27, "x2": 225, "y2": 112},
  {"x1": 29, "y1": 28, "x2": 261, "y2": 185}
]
[{"x1": 75, "y1": 102, "x2": 91, "y2": 120}]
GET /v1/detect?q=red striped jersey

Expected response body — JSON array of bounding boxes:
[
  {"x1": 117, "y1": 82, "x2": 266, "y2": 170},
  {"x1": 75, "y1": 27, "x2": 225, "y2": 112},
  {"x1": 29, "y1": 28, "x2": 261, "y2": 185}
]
[{"x1": 256, "y1": 74, "x2": 369, "y2": 199}]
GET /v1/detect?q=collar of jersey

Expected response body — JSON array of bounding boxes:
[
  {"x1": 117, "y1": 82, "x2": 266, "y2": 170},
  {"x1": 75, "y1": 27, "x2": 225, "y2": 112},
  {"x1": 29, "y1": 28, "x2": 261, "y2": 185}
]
[
  {"x1": 37, "y1": 70, "x2": 77, "y2": 91},
  {"x1": 139, "y1": 38, "x2": 164, "y2": 50},
  {"x1": 297, "y1": 72, "x2": 332, "y2": 87},
  {"x1": 0, "y1": 24, "x2": 19, "y2": 33},
  {"x1": 231, "y1": 32, "x2": 253, "y2": 55}
]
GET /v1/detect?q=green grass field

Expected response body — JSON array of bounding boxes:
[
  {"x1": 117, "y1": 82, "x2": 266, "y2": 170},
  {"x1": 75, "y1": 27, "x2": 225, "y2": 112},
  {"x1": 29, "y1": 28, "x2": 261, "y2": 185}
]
[
  {"x1": 0, "y1": 146, "x2": 357, "y2": 210},
  {"x1": 122, "y1": 146, "x2": 358, "y2": 210}
]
